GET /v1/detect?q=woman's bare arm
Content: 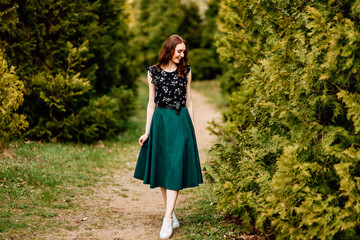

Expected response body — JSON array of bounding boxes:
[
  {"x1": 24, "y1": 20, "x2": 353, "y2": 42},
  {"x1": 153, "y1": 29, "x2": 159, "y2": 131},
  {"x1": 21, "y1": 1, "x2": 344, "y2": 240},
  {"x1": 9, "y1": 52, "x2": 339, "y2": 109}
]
[
  {"x1": 185, "y1": 70, "x2": 195, "y2": 126},
  {"x1": 139, "y1": 71, "x2": 156, "y2": 145}
]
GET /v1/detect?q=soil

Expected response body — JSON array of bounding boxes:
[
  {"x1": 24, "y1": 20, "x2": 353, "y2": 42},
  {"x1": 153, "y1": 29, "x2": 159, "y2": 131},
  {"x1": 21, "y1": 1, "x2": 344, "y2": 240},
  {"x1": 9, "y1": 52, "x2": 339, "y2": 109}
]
[{"x1": 41, "y1": 82, "x2": 221, "y2": 240}]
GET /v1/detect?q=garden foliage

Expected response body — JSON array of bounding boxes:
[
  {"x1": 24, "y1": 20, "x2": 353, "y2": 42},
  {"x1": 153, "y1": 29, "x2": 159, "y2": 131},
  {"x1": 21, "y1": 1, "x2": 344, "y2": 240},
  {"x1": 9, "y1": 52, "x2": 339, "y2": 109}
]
[
  {"x1": 188, "y1": 48, "x2": 222, "y2": 80},
  {"x1": 0, "y1": 0, "x2": 136, "y2": 142},
  {"x1": 189, "y1": 0, "x2": 222, "y2": 81},
  {"x1": 208, "y1": 0, "x2": 360, "y2": 238},
  {"x1": 0, "y1": 50, "x2": 28, "y2": 150}
]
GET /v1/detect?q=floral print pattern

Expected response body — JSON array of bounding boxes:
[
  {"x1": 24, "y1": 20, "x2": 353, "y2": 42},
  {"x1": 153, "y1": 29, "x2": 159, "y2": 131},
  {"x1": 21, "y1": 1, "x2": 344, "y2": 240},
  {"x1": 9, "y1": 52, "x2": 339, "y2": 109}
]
[{"x1": 147, "y1": 65, "x2": 190, "y2": 114}]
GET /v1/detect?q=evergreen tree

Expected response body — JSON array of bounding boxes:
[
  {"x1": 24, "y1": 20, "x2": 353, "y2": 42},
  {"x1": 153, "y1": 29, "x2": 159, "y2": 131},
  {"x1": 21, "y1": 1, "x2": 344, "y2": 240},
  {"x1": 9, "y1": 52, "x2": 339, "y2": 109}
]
[
  {"x1": 0, "y1": 0, "x2": 136, "y2": 142},
  {"x1": 201, "y1": 0, "x2": 219, "y2": 49},
  {"x1": 189, "y1": 0, "x2": 222, "y2": 80},
  {"x1": 177, "y1": 1, "x2": 203, "y2": 49},
  {"x1": 208, "y1": 0, "x2": 360, "y2": 238},
  {"x1": 0, "y1": 3, "x2": 28, "y2": 151},
  {"x1": 89, "y1": 0, "x2": 136, "y2": 94},
  {"x1": 0, "y1": 50, "x2": 28, "y2": 150}
]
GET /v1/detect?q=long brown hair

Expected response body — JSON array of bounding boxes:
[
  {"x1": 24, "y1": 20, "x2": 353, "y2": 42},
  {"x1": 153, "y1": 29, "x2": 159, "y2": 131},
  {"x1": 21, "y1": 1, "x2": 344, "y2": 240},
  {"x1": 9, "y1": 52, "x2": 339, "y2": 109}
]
[{"x1": 155, "y1": 35, "x2": 189, "y2": 78}]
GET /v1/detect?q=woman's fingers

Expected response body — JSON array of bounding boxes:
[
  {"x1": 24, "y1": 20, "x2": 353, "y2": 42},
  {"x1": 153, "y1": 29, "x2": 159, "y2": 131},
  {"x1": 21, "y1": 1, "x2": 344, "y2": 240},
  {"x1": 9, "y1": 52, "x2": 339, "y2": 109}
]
[{"x1": 139, "y1": 135, "x2": 147, "y2": 146}]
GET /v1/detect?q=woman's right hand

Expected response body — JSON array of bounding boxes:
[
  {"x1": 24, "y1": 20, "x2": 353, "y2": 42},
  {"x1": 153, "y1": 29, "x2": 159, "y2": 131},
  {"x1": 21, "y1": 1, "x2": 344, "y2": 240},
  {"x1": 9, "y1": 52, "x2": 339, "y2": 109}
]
[{"x1": 139, "y1": 133, "x2": 149, "y2": 146}]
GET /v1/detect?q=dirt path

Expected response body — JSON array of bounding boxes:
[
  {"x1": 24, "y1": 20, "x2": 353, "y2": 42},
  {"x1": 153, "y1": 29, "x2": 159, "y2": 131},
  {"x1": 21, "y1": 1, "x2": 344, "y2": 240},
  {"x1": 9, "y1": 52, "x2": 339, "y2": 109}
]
[{"x1": 42, "y1": 83, "x2": 221, "y2": 240}]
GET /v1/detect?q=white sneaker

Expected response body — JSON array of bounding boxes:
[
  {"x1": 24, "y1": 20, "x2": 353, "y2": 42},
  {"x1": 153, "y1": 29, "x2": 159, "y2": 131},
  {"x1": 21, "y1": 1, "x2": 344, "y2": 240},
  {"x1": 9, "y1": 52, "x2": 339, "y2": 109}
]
[
  {"x1": 172, "y1": 211, "x2": 180, "y2": 228},
  {"x1": 160, "y1": 218, "x2": 173, "y2": 239}
]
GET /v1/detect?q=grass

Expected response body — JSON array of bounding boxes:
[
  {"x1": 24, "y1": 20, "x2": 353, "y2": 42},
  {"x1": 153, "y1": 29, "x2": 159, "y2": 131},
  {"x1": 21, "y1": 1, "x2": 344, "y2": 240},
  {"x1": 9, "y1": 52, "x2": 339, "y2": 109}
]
[
  {"x1": 176, "y1": 186, "x2": 269, "y2": 240},
  {"x1": 0, "y1": 140, "x2": 140, "y2": 238},
  {"x1": 177, "y1": 188, "x2": 242, "y2": 240}
]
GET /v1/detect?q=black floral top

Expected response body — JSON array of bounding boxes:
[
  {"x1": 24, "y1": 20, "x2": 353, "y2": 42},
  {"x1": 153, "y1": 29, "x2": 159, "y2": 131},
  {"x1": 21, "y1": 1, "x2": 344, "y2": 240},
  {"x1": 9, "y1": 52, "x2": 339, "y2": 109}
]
[{"x1": 147, "y1": 64, "x2": 190, "y2": 114}]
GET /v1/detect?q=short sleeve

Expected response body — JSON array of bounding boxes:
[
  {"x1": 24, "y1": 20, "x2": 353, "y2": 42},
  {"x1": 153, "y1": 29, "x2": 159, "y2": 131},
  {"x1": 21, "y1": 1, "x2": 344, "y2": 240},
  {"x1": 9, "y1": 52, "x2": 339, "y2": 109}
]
[
  {"x1": 146, "y1": 65, "x2": 156, "y2": 79},
  {"x1": 146, "y1": 65, "x2": 158, "y2": 85}
]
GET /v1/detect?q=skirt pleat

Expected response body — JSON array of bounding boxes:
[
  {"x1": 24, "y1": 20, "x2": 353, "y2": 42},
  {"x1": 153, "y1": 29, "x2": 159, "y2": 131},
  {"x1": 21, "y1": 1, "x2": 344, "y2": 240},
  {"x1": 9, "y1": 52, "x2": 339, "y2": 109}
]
[{"x1": 134, "y1": 107, "x2": 203, "y2": 190}]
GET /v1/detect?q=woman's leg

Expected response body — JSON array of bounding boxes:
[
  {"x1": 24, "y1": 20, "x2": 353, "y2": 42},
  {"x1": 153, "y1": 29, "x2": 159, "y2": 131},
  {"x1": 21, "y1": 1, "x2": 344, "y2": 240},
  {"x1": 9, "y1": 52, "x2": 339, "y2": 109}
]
[
  {"x1": 159, "y1": 189, "x2": 180, "y2": 238},
  {"x1": 160, "y1": 187, "x2": 166, "y2": 204},
  {"x1": 164, "y1": 189, "x2": 179, "y2": 219}
]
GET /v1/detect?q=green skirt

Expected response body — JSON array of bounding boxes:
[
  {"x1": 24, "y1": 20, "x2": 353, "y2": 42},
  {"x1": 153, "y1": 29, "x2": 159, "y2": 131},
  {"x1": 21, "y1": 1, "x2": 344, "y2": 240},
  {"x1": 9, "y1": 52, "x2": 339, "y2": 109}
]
[{"x1": 134, "y1": 107, "x2": 203, "y2": 191}]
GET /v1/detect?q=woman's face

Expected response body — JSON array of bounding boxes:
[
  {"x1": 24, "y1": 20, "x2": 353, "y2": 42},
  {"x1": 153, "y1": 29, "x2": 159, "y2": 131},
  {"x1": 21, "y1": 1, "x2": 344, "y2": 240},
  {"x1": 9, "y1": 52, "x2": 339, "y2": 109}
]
[{"x1": 172, "y1": 43, "x2": 186, "y2": 64}]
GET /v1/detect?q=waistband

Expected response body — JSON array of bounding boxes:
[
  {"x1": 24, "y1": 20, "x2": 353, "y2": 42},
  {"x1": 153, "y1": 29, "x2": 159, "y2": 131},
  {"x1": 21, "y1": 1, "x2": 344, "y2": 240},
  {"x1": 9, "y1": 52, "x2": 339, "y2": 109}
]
[{"x1": 157, "y1": 104, "x2": 186, "y2": 115}]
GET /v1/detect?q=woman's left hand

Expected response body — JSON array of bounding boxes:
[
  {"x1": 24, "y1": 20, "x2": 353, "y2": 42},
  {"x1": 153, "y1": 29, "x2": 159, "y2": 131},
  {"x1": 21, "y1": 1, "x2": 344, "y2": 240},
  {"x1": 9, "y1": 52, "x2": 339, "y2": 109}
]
[{"x1": 139, "y1": 133, "x2": 149, "y2": 146}]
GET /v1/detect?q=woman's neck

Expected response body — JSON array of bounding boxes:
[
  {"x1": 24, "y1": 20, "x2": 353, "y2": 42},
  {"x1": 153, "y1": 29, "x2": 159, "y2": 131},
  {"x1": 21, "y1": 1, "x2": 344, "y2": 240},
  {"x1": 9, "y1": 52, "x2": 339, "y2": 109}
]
[{"x1": 161, "y1": 61, "x2": 177, "y2": 72}]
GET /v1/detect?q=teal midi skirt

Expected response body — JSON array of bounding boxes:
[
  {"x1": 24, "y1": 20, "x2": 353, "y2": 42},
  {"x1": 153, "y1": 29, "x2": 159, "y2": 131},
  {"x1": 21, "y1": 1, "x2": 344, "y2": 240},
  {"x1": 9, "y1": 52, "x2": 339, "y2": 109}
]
[{"x1": 134, "y1": 107, "x2": 203, "y2": 191}]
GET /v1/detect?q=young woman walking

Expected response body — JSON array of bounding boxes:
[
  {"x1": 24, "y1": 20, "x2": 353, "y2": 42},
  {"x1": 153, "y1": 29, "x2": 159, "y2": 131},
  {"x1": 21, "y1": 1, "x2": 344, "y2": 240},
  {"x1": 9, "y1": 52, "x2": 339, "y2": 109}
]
[{"x1": 134, "y1": 34, "x2": 203, "y2": 239}]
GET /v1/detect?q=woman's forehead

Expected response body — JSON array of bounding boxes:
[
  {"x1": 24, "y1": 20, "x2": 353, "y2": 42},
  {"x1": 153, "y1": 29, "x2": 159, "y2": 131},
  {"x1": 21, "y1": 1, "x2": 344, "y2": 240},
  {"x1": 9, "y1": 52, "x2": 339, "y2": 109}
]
[{"x1": 175, "y1": 43, "x2": 186, "y2": 51}]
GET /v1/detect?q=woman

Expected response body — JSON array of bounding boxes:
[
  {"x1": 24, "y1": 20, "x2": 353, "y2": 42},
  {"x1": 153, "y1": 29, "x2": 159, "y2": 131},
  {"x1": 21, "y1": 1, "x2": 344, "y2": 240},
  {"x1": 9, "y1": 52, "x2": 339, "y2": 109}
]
[{"x1": 134, "y1": 34, "x2": 203, "y2": 239}]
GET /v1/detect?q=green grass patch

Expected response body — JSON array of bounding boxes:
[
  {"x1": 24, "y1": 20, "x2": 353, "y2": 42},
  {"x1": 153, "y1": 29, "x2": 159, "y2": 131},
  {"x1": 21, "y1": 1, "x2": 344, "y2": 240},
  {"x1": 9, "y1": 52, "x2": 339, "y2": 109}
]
[
  {"x1": 0, "y1": 219, "x2": 27, "y2": 233},
  {"x1": 177, "y1": 186, "x2": 242, "y2": 239},
  {"x1": 0, "y1": 139, "x2": 139, "y2": 237}
]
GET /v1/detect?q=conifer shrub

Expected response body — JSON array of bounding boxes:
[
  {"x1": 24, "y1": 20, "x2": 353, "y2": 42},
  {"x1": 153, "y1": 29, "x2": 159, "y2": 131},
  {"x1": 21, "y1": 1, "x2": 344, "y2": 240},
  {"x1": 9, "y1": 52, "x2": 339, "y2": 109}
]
[
  {"x1": 71, "y1": 86, "x2": 135, "y2": 142},
  {"x1": 188, "y1": 48, "x2": 222, "y2": 80},
  {"x1": 0, "y1": 50, "x2": 28, "y2": 150},
  {"x1": 208, "y1": 0, "x2": 360, "y2": 239},
  {"x1": 23, "y1": 42, "x2": 135, "y2": 142},
  {"x1": 186, "y1": 0, "x2": 223, "y2": 81},
  {"x1": 0, "y1": 1, "x2": 136, "y2": 142}
]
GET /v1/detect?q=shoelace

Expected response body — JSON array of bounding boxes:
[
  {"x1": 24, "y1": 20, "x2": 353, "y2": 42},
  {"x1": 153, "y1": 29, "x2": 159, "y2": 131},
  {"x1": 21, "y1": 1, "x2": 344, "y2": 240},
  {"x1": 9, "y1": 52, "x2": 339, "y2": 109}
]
[{"x1": 162, "y1": 219, "x2": 172, "y2": 231}]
